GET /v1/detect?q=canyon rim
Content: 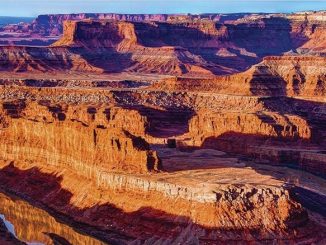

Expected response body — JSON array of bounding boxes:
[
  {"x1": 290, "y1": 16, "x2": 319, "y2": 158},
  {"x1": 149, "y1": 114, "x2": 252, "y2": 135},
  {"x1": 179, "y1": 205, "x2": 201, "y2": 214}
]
[{"x1": 0, "y1": 1, "x2": 326, "y2": 245}]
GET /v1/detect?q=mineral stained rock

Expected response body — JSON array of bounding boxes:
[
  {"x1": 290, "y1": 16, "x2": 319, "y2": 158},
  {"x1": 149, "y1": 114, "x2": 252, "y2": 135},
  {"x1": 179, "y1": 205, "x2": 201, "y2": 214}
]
[
  {"x1": 0, "y1": 10, "x2": 325, "y2": 245},
  {"x1": 0, "y1": 11, "x2": 325, "y2": 75},
  {"x1": 153, "y1": 56, "x2": 326, "y2": 99},
  {"x1": 0, "y1": 101, "x2": 161, "y2": 174}
]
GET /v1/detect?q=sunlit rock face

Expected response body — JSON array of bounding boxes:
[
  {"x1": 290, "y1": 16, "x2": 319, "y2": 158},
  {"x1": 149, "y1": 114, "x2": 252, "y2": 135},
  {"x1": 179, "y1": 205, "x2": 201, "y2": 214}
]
[
  {"x1": 153, "y1": 56, "x2": 326, "y2": 99},
  {"x1": 179, "y1": 107, "x2": 326, "y2": 176},
  {"x1": 0, "y1": 11, "x2": 325, "y2": 75},
  {"x1": 185, "y1": 110, "x2": 311, "y2": 147},
  {"x1": 0, "y1": 98, "x2": 314, "y2": 243},
  {"x1": 0, "y1": 101, "x2": 161, "y2": 174},
  {"x1": 0, "y1": 10, "x2": 325, "y2": 245},
  {"x1": 246, "y1": 56, "x2": 326, "y2": 97}
]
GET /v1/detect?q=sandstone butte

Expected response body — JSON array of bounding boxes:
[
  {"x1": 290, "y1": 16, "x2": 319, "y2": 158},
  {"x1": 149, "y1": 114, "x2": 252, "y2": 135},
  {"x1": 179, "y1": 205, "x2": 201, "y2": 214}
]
[{"x1": 0, "y1": 11, "x2": 325, "y2": 244}]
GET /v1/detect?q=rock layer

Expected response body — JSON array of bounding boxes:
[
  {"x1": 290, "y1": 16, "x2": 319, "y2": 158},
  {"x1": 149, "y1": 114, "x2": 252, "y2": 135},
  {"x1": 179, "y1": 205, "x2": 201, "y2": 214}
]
[
  {"x1": 153, "y1": 56, "x2": 326, "y2": 98},
  {"x1": 0, "y1": 10, "x2": 325, "y2": 244},
  {"x1": 0, "y1": 101, "x2": 160, "y2": 174},
  {"x1": 0, "y1": 98, "x2": 315, "y2": 243},
  {"x1": 0, "y1": 11, "x2": 325, "y2": 75}
]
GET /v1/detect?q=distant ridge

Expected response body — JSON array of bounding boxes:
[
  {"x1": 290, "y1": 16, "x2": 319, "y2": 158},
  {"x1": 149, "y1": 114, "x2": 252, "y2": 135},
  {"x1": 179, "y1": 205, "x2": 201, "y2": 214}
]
[{"x1": 0, "y1": 16, "x2": 34, "y2": 27}]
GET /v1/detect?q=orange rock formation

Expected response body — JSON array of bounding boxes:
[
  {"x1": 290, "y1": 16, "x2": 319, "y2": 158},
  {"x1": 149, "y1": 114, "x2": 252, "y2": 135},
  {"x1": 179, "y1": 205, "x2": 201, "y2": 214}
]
[
  {"x1": 154, "y1": 56, "x2": 326, "y2": 99},
  {"x1": 0, "y1": 101, "x2": 161, "y2": 174},
  {"x1": 0, "y1": 11, "x2": 325, "y2": 244},
  {"x1": 1, "y1": 11, "x2": 325, "y2": 75}
]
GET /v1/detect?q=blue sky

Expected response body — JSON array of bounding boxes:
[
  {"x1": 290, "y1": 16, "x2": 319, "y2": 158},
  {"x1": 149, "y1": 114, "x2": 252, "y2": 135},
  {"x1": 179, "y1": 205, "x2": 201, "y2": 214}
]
[{"x1": 1, "y1": 0, "x2": 326, "y2": 17}]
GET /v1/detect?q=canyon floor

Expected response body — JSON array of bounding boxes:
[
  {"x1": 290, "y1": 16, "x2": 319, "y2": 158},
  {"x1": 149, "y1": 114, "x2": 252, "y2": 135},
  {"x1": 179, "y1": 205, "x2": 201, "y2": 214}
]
[{"x1": 0, "y1": 11, "x2": 326, "y2": 245}]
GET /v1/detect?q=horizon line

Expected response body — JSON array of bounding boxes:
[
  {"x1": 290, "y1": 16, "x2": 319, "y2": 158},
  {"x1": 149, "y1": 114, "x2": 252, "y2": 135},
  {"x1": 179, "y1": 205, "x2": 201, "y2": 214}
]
[{"x1": 1, "y1": 10, "x2": 325, "y2": 18}]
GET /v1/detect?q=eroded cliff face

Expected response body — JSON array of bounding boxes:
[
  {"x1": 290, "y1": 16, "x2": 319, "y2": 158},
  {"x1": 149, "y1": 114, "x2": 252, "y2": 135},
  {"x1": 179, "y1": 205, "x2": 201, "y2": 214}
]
[
  {"x1": 0, "y1": 97, "x2": 318, "y2": 242},
  {"x1": 53, "y1": 20, "x2": 138, "y2": 49},
  {"x1": 43, "y1": 12, "x2": 326, "y2": 57},
  {"x1": 176, "y1": 106, "x2": 326, "y2": 177},
  {"x1": 1, "y1": 12, "x2": 325, "y2": 76},
  {"x1": 0, "y1": 159, "x2": 312, "y2": 243},
  {"x1": 0, "y1": 13, "x2": 259, "y2": 37},
  {"x1": 0, "y1": 46, "x2": 106, "y2": 73},
  {"x1": 184, "y1": 110, "x2": 311, "y2": 147},
  {"x1": 154, "y1": 56, "x2": 326, "y2": 99},
  {"x1": 249, "y1": 56, "x2": 326, "y2": 97},
  {"x1": 0, "y1": 101, "x2": 160, "y2": 174},
  {"x1": 0, "y1": 11, "x2": 325, "y2": 244}
]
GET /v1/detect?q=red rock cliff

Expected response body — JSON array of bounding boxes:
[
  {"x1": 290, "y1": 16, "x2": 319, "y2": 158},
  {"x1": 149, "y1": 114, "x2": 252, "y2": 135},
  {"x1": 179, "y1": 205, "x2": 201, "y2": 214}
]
[{"x1": 0, "y1": 101, "x2": 161, "y2": 174}]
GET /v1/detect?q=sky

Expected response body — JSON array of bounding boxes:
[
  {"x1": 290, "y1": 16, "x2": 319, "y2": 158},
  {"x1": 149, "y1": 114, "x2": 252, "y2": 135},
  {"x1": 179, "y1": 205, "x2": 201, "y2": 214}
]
[{"x1": 0, "y1": 0, "x2": 326, "y2": 17}]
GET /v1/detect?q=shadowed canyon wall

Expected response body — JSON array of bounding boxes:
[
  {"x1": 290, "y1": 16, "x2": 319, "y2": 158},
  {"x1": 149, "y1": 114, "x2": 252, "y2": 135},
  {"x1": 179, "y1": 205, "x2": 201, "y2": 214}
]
[
  {"x1": 0, "y1": 98, "x2": 317, "y2": 242},
  {"x1": 0, "y1": 11, "x2": 325, "y2": 244},
  {"x1": 0, "y1": 192, "x2": 105, "y2": 244},
  {"x1": 0, "y1": 12, "x2": 325, "y2": 75},
  {"x1": 153, "y1": 56, "x2": 326, "y2": 99}
]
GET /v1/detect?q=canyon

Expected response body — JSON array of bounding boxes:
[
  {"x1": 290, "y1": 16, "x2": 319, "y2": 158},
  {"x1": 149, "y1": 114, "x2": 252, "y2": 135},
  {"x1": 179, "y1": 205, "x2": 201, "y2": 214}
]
[
  {"x1": 0, "y1": 11, "x2": 325, "y2": 245},
  {"x1": 0, "y1": 11, "x2": 325, "y2": 75}
]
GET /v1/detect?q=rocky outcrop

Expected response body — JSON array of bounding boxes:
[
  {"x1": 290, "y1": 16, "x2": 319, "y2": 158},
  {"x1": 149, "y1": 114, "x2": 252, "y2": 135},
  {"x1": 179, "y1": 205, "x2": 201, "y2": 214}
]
[
  {"x1": 0, "y1": 13, "x2": 248, "y2": 37},
  {"x1": 0, "y1": 11, "x2": 325, "y2": 75},
  {"x1": 177, "y1": 109, "x2": 326, "y2": 176},
  {"x1": 53, "y1": 20, "x2": 138, "y2": 49},
  {"x1": 0, "y1": 101, "x2": 160, "y2": 174},
  {"x1": 0, "y1": 164, "x2": 307, "y2": 232},
  {"x1": 42, "y1": 12, "x2": 326, "y2": 58},
  {"x1": 0, "y1": 46, "x2": 106, "y2": 73},
  {"x1": 0, "y1": 99, "x2": 316, "y2": 242},
  {"x1": 154, "y1": 56, "x2": 326, "y2": 98},
  {"x1": 249, "y1": 56, "x2": 326, "y2": 97},
  {"x1": 1, "y1": 84, "x2": 325, "y2": 242},
  {"x1": 3, "y1": 12, "x2": 326, "y2": 51},
  {"x1": 184, "y1": 110, "x2": 311, "y2": 147},
  {"x1": 0, "y1": 11, "x2": 325, "y2": 243}
]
